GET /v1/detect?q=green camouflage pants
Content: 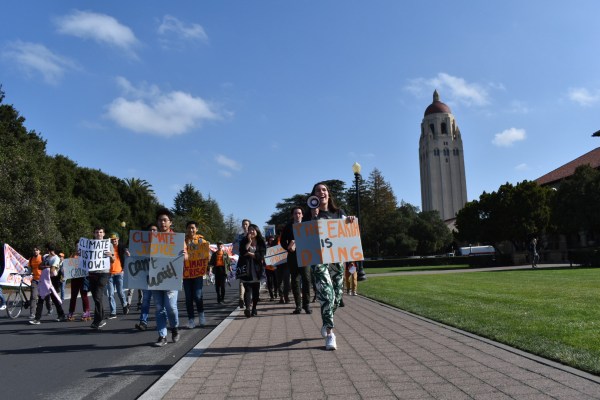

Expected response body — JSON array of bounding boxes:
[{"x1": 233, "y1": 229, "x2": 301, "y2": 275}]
[{"x1": 311, "y1": 262, "x2": 344, "y2": 329}]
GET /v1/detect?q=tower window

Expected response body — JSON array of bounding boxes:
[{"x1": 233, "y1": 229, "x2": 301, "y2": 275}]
[
  {"x1": 429, "y1": 123, "x2": 435, "y2": 135},
  {"x1": 441, "y1": 123, "x2": 447, "y2": 134}
]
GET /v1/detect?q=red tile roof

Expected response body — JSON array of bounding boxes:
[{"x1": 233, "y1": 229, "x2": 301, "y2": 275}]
[{"x1": 536, "y1": 147, "x2": 600, "y2": 185}]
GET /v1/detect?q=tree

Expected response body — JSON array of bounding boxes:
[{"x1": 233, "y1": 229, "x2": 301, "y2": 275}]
[
  {"x1": 551, "y1": 165, "x2": 600, "y2": 239},
  {"x1": 123, "y1": 177, "x2": 161, "y2": 231},
  {"x1": 456, "y1": 180, "x2": 552, "y2": 249}
]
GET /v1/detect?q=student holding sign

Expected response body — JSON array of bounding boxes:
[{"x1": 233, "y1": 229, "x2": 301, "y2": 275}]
[
  {"x1": 183, "y1": 221, "x2": 209, "y2": 329},
  {"x1": 86, "y1": 227, "x2": 115, "y2": 330},
  {"x1": 152, "y1": 208, "x2": 186, "y2": 347},
  {"x1": 308, "y1": 182, "x2": 356, "y2": 351}
]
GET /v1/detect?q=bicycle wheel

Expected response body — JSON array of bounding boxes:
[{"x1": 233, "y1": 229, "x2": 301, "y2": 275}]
[{"x1": 6, "y1": 290, "x2": 24, "y2": 319}]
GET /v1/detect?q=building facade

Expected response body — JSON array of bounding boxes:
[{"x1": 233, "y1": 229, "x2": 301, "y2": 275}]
[{"x1": 419, "y1": 90, "x2": 468, "y2": 222}]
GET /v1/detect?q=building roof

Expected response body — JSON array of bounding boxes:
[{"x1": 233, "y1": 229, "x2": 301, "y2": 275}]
[
  {"x1": 536, "y1": 147, "x2": 600, "y2": 186},
  {"x1": 424, "y1": 90, "x2": 452, "y2": 116}
]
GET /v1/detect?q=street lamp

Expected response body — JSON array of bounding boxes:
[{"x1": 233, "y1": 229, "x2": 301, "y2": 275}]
[{"x1": 352, "y1": 162, "x2": 367, "y2": 281}]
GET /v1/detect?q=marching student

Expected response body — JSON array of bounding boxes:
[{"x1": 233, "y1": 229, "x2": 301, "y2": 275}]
[
  {"x1": 29, "y1": 243, "x2": 67, "y2": 324},
  {"x1": 308, "y1": 182, "x2": 356, "y2": 351}
]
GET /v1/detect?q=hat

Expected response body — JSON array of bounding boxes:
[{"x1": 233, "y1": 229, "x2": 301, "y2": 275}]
[{"x1": 110, "y1": 232, "x2": 119, "y2": 239}]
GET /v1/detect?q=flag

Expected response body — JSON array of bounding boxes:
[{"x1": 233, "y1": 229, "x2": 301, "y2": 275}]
[{"x1": 1, "y1": 243, "x2": 31, "y2": 287}]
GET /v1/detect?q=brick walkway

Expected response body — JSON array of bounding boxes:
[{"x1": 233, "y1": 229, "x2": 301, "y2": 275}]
[{"x1": 141, "y1": 292, "x2": 600, "y2": 400}]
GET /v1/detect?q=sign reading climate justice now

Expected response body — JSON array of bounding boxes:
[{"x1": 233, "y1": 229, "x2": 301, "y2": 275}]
[
  {"x1": 124, "y1": 230, "x2": 185, "y2": 291},
  {"x1": 78, "y1": 238, "x2": 111, "y2": 272},
  {"x1": 293, "y1": 218, "x2": 364, "y2": 267},
  {"x1": 264, "y1": 244, "x2": 287, "y2": 267}
]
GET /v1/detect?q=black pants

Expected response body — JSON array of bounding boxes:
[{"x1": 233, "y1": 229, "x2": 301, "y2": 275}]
[
  {"x1": 214, "y1": 267, "x2": 227, "y2": 301},
  {"x1": 266, "y1": 270, "x2": 277, "y2": 299},
  {"x1": 291, "y1": 265, "x2": 311, "y2": 309},
  {"x1": 276, "y1": 263, "x2": 290, "y2": 301},
  {"x1": 88, "y1": 272, "x2": 109, "y2": 324},
  {"x1": 35, "y1": 293, "x2": 64, "y2": 320},
  {"x1": 243, "y1": 282, "x2": 260, "y2": 310},
  {"x1": 30, "y1": 280, "x2": 51, "y2": 316}
]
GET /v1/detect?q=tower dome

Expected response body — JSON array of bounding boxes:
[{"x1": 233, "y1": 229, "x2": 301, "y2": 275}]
[{"x1": 424, "y1": 90, "x2": 451, "y2": 116}]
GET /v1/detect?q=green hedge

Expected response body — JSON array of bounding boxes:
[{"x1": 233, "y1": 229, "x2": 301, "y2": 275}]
[
  {"x1": 363, "y1": 254, "x2": 513, "y2": 269},
  {"x1": 568, "y1": 248, "x2": 600, "y2": 267}
]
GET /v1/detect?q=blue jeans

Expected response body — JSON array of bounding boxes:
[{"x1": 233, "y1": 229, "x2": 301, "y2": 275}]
[
  {"x1": 139, "y1": 289, "x2": 152, "y2": 323},
  {"x1": 107, "y1": 273, "x2": 128, "y2": 315},
  {"x1": 183, "y1": 277, "x2": 204, "y2": 320},
  {"x1": 153, "y1": 290, "x2": 178, "y2": 337}
]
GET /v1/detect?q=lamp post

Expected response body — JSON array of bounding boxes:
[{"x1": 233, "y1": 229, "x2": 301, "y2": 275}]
[
  {"x1": 352, "y1": 162, "x2": 367, "y2": 281},
  {"x1": 120, "y1": 221, "x2": 127, "y2": 240}
]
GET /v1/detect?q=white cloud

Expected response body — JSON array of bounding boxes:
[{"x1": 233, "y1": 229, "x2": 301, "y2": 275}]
[
  {"x1": 406, "y1": 72, "x2": 490, "y2": 106},
  {"x1": 515, "y1": 163, "x2": 529, "y2": 171},
  {"x1": 55, "y1": 10, "x2": 138, "y2": 55},
  {"x1": 508, "y1": 100, "x2": 530, "y2": 114},
  {"x1": 567, "y1": 87, "x2": 599, "y2": 107},
  {"x1": 158, "y1": 15, "x2": 208, "y2": 42},
  {"x1": 215, "y1": 154, "x2": 241, "y2": 171},
  {"x1": 106, "y1": 78, "x2": 220, "y2": 136},
  {"x1": 219, "y1": 170, "x2": 233, "y2": 178},
  {"x1": 492, "y1": 128, "x2": 526, "y2": 147},
  {"x1": 2, "y1": 41, "x2": 78, "y2": 85}
]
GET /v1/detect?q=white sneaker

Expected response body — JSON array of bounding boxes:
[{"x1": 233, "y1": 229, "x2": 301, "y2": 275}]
[
  {"x1": 351, "y1": 291, "x2": 357, "y2": 296},
  {"x1": 321, "y1": 325, "x2": 328, "y2": 338},
  {"x1": 325, "y1": 332, "x2": 337, "y2": 350},
  {"x1": 187, "y1": 318, "x2": 196, "y2": 329},
  {"x1": 199, "y1": 312, "x2": 206, "y2": 327},
  {"x1": 0, "y1": 304, "x2": 6, "y2": 311}
]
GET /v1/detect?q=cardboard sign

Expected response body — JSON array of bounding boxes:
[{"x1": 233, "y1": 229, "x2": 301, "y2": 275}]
[
  {"x1": 62, "y1": 257, "x2": 87, "y2": 279},
  {"x1": 185, "y1": 237, "x2": 210, "y2": 279},
  {"x1": 264, "y1": 244, "x2": 288, "y2": 266},
  {"x1": 293, "y1": 218, "x2": 364, "y2": 267},
  {"x1": 78, "y1": 238, "x2": 111, "y2": 272},
  {"x1": 124, "y1": 230, "x2": 185, "y2": 291},
  {"x1": 264, "y1": 225, "x2": 276, "y2": 238}
]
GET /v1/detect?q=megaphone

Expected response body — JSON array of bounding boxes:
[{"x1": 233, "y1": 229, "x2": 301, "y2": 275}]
[{"x1": 307, "y1": 195, "x2": 320, "y2": 209}]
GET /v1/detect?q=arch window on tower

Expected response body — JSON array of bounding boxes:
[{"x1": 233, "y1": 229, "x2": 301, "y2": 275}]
[
  {"x1": 443, "y1": 148, "x2": 450, "y2": 156},
  {"x1": 433, "y1": 149, "x2": 440, "y2": 156},
  {"x1": 441, "y1": 123, "x2": 447, "y2": 134},
  {"x1": 429, "y1": 123, "x2": 435, "y2": 135}
]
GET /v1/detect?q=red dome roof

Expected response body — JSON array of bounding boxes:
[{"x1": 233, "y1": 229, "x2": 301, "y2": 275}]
[{"x1": 424, "y1": 90, "x2": 452, "y2": 116}]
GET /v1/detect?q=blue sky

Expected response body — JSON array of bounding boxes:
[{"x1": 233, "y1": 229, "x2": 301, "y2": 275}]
[{"x1": 2, "y1": 1, "x2": 600, "y2": 230}]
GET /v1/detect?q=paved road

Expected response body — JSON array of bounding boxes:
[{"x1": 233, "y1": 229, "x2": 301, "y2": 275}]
[{"x1": 0, "y1": 283, "x2": 239, "y2": 399}]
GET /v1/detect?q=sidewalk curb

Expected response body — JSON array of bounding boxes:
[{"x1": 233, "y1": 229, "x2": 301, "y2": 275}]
[{"x1": 138, "y1": 307, "x2": 242, "y2": 400}]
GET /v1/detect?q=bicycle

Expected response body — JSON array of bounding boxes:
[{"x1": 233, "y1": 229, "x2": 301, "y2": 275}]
[{"x1": 6, "y1": 272, "x2": 33, "y2": 319}]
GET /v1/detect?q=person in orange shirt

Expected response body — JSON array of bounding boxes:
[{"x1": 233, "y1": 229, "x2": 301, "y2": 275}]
[
  {"x1": 264, "y1": 236, "x2": 278, "y2": 301},
  {"x1": 28, "y1": 246, "x2": 51, "y2": 319},
  {"x1": 209, "y1": 241, "x2": 232, "y2": 304},
  {"x1": 107, "y1": 232, "x2": 130, "y2": 319}
]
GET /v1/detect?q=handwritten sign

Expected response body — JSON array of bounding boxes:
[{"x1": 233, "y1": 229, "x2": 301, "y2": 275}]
[
  {"x1": 264, "y1": 244, "x2": 288, "y2": 266},
  {"x1": 124, "y1": 230, "x2": 184, "y2": 291},
  {"x1": 62, "y1": 257, "x2": 87, "y2": 279},
  {"x1": 78, "y1": 238, "x2": 111, "y2": 272},
  {"x1": 264, "y1": 224, "x2": 276, "y2": 238},
  {"x1": 293, "y1": 218, "x2": 364, "y2": 267},
  {"x1": 1, "y1": 243, "x2": 31, "y2": 287},
  {"x1": 185, "y1": 237, "x2": 210, "y2": 279}
]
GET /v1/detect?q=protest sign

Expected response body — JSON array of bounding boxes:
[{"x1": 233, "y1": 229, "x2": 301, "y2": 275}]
[
  {"x1": 1, "y1": 244, "x2": 31, "y2": 287},
  {"x1": 124, "y1": 230, "x2": 185, "y2": 291},
  {"x1": 185, "y1": 238, "x2": 210, "y2": 279},
  {"x1": 62, "y1": 257, "x2": 87, "y2": 279},
  {"x1": 293, "y1": 218, "x2": 364, "y2": 267},
  {"x1": 78, "y1": 238, "x2": 111, "y2": 272},
  {"x1": 264, "y1": 225, "x2": 276, "y2": 238},
  {"x1": 265, "y1": 244, "x2": 288, "y2": 267}
]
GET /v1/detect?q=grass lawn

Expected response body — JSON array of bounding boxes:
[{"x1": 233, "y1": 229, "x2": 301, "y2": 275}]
[
  {"x1": 364, "y1": 264, "x2": 470, "y2": 274},
  {"x1": 359, "y1": 267, "x2": 600, "y2": 375}
]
